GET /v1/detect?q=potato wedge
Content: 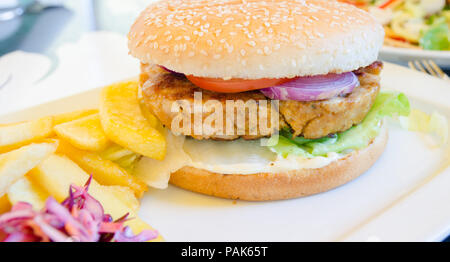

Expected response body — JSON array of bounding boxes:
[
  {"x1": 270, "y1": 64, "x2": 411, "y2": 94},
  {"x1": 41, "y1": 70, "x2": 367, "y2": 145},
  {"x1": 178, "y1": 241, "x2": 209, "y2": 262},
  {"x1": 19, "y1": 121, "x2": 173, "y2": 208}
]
[
  {"x1": 56, "y1": 140, "x2": 147, "y2": 197},
  {"x1": 0, "y1": 142, "x2": 57, "y2": 197},
  {"x1": 0, "y1": 117, "x2": 54, "y2": 153},
  {"x1": 0, "y1": 195, "x2": 11, "y2": 214},
  {"x1": 100, "y1": 144, "x2": 136, "y2": 162},
  {"x1": 7, "y1": 177, "x2": 48, "y2": 210},
  {"x1": 54, "y1": 114, "x2": 110, "y2": 152},
  {"x1": 29, "y1": 154, "x2": 162, "y2": 241},
  {"x1": 119, "y1": 154, "x2": 140, "y2": 168},
  {"x1": 99, "y1": 81, "x2": 166, "y2": 160},
  {"x1": 139, "y1": 99, "x2": 160, "y2": 129},
  {"x1": 128, "y1": 219, "x2": 163, "y2": 242},
  {"x1": 53, "y1": 109, "x2": 98, "y2": 125},
  {"x1": 104, "y1": 185, "x2": 139, "y2": 212}
]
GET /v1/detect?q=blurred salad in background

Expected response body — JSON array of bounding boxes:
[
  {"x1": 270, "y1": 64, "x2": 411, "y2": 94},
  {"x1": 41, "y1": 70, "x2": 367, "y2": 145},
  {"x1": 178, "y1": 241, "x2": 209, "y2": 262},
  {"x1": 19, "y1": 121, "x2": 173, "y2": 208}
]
[{"x1": 339, "y1": 0, "x2": 450, "y2": 51}]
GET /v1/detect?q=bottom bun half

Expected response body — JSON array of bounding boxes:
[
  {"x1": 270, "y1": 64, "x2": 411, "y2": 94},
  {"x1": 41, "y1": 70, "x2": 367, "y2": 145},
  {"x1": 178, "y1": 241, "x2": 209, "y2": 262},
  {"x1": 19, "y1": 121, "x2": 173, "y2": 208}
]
[{"x1": 170, "y1": 126, "x2": 388, "y2": 201}]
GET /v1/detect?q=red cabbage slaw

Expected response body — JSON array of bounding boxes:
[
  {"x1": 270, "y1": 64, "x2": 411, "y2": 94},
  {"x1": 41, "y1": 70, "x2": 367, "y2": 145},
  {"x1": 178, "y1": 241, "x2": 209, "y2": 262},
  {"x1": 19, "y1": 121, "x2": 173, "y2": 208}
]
[{"x1": 0, "y1": 176, "x2": 158, "y2": 242}]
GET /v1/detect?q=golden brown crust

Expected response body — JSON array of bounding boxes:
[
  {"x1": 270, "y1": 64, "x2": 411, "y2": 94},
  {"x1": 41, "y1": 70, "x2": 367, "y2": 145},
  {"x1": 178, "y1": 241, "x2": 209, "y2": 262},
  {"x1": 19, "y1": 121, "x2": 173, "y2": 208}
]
[
  {"x1": 140, "y1": 62, "x2": 382, "y2": 140},
  {"x1": 169, "y1": 125, "x2": 388, "y2": 201},
  {"x1": 140, "y1": 64, "x2": 281, "y2": 140},
  {"x1": 281, "y1": 62, "x2": 382, "y2": 138}
]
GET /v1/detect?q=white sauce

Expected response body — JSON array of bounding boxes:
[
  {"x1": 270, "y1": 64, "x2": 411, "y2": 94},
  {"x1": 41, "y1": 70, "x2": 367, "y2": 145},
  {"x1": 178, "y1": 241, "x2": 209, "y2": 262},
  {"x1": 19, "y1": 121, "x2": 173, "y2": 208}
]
[{"x1": 134, "y1": 129, "x2": 343, "y2": 189}]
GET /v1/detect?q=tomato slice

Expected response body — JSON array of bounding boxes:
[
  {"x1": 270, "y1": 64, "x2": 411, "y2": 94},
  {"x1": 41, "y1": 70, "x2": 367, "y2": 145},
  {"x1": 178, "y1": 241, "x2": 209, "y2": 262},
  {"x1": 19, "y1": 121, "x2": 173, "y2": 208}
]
[{"x1": 186, "y1": 75, "x2": 293, "y2": 93}]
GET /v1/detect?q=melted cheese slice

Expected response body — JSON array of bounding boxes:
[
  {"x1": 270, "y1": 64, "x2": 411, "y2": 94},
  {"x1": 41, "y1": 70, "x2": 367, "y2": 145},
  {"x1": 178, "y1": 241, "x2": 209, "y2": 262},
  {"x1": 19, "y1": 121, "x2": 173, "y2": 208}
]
[{"x1": 134, "y1": 130, "x2": 342, "y2": 189}]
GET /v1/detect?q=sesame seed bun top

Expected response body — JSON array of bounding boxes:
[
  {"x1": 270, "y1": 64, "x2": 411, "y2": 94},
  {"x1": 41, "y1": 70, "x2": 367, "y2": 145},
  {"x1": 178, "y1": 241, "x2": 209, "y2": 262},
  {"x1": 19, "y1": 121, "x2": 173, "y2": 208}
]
[{"x1": 128, "y1": 0, "x2": 384, "y2": 79}]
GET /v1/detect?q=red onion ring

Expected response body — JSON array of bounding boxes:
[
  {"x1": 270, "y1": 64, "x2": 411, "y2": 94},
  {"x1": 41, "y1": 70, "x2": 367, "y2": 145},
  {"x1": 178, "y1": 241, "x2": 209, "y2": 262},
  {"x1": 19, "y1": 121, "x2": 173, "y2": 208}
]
[
  {"x1": 160, "y1": 66, "x2": 185, "y2": 77},
  {"x1": 260, "y1": 72, "x2": 359, "y2": 101}
]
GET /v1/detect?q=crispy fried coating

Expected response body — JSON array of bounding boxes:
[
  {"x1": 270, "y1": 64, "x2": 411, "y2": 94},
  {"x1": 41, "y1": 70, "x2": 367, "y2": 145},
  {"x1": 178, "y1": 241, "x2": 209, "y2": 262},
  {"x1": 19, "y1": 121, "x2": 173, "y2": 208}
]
[{"x1": 141, "y1": 62, "x2": 382, "y2": 140}]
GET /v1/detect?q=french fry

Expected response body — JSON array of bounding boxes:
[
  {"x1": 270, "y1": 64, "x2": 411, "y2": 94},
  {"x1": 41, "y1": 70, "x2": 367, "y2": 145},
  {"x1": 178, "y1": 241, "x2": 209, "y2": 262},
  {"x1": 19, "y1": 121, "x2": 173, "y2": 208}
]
[
  {"x1": 0, "y1": 117, "x2": 54, "y2": 153},
  {"x1": 104, "y1": 185, "x2": 139, "y2": 212},
  {"x1": 115, "y1": 154, "x2": 141, "y2": 171},
  {"x1": 99, "y1": 81, "x2": 166, "y2": 160},
  {"x1": 56, "y1": 140, "x2": 147, "y2": 197},
  {"x1": 139, "y1": 99, "x2": 160, "y2": 128},
  {"x1": 100, "y1": 144, "x2": 136, "y2": 162},
  {"x1": 29, "y1": 154, "x2": 162, "y2": 241},
  {"x1": 127, "y1": 219, "x2": 162, "y2": 242},
  {"x1": 54, "y1": 114, "x2": 111, "y2": 152},
  {"x1": 0, "y1": 195, "x2": 11, "y2": 214},
  {"x1": 53, "y1": 109, "x2": 98, "y2": 125},
  {"x1": 7, "y1": 177, "x2": 49, "y2": 210},
  {"x1": 0, "y1": 142, "x2": 57, "y2": 197}
]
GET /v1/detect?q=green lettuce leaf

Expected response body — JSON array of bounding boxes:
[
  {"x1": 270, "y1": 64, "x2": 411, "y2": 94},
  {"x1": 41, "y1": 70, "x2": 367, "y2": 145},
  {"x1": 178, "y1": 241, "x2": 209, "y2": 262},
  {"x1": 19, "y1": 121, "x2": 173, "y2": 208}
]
[
  {"x1": 419, "y1": 17, "x2": 450, "y2": 51},
  {"x1": 269, "y1": 91, "x2": 411, "y2": 158},
  {"x1": 400, "y1": 109, "x2": 448, "y2": 145}
]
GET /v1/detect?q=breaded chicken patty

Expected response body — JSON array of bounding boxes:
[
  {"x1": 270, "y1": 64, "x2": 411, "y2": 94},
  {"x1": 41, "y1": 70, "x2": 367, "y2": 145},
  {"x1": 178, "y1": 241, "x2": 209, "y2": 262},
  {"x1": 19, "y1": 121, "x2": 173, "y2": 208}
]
[{"x1": 140, "y1": 62, "x2": 382, "y2": 140}]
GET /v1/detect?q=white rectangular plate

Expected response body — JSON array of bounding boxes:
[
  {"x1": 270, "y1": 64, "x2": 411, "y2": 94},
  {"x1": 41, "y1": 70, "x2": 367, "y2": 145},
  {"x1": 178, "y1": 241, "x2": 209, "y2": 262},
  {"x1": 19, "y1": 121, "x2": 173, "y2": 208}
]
[{"x1": 0, "y1": 63, "x2": 449, "y2": 242}]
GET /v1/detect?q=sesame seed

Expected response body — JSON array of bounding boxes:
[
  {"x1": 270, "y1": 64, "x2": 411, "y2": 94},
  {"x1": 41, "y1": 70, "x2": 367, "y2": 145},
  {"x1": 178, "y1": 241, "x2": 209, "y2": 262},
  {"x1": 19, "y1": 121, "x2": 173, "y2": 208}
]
[
  {"x1": 132, "y1": 0, "x2": 369, "y2": 69},
  {"x1": 248, "y1": 41, "x2": 256, "y2": 47},
  {"x1": 147, "y1": 35, "x2": 157, "y2": 41}
]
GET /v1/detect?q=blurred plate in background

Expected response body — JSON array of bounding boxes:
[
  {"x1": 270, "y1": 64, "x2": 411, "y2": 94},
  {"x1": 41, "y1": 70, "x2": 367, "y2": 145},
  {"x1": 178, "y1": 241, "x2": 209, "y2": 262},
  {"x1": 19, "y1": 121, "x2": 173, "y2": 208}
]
[{"x1": 380, "y1": 46, "x2": 450, "y2": 69}]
